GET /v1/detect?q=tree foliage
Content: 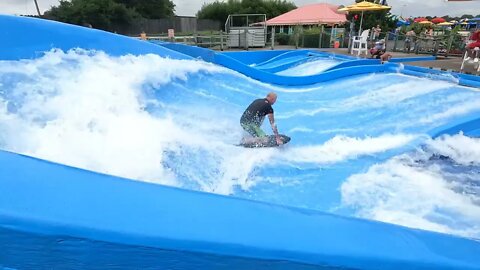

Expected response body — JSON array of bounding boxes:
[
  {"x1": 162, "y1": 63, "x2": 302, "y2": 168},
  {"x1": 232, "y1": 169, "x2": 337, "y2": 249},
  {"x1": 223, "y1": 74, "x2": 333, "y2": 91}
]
[
  {"x1": 115, "y1": 0, "x2": 175, "y2": 19},
  {"x1": 44, "y1": 0, "x2": 175, "y2": 31},
  {"x1": 196, "y1": 0, "x2": 296, "y2": 24},
  {"x1": 440, "y1": 14, "x2": 480, "y2": 22}
]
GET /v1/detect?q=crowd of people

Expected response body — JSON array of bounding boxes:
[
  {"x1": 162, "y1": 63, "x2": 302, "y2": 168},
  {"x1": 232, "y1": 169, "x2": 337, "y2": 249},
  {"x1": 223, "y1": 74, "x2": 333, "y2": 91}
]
[{"x1": 363, "y1": 23, "x2": 480, "y2": 66}]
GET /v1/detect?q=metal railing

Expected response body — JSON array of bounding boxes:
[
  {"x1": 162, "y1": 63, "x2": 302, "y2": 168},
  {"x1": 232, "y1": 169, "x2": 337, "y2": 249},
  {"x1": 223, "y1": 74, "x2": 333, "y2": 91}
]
[
  {"x1": 144, "y1": 33, "x2": 226, "y2": 49},
  {"x1": 224, "y1": 14, "x2": 267, "y2": 49},
  {"x1": 387, "y1": 31, "x2": 467, "y2": 57},
  {"x1": 270, "y1": 30, "x2": 346, "y2": 49}
]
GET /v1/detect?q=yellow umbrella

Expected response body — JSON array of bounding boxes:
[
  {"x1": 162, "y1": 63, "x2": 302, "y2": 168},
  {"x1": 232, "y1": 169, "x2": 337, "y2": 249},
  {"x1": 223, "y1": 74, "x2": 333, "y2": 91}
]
[
  {"x1": 437, "y1": 22, "x2": 453, "y2": 26},
  {"x1": 338, "y1": 1, "x2": 391, "y2": 32},
  {"x1": 418, "y1": 21, "x2": 433, "y2": 25}
]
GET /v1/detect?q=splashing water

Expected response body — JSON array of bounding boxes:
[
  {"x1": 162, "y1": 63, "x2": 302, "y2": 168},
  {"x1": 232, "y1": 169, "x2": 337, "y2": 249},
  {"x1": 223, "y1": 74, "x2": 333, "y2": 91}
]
[
  {"x1": 341, "y1": 134, "x2": 480, "y2": 238},
  {"x1": 276, "y1": 59, "x2": 340, "y2": 76}
]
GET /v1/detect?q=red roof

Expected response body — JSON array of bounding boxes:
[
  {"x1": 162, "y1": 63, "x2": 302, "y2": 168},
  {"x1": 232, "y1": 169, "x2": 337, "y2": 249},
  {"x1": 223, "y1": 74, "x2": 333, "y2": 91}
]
[{"x1": 266, "y1": 3, "x2": 347, "y2": 26}]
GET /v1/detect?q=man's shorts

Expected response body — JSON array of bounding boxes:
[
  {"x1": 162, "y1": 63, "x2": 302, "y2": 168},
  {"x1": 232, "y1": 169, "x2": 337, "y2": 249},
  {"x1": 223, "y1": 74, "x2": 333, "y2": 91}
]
[{"x1": 241, "y1": 122, "x2": 266, "y2": 137}]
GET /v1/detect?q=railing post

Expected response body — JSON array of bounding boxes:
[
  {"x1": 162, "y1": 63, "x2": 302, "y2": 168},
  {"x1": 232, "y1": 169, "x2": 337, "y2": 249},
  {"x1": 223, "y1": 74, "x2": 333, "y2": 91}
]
[
  {"x1": 393, "y1": 32, "x2": 399, "y2": 52},
  {"x1": 433, "y1": 37, "x2": 439, "y2": 56},
  {"x1": 415, "y1": 38, "x2": 420, "y2": 54},
  {"x1": 245, "y1": 29, "x2": 249, "y2": 50},
  {"x1": 319, "y1": 24, "x2": 323, "y2": 49},
  {"x1": 347, "y1": 20, "x2": 354, "y2": 54},
  {"x1": 220, "y1": 30, "x2": 224, "y2": 51},
  {"x1": 271, "y1": 27, "x2": 275, "y2": 50}
]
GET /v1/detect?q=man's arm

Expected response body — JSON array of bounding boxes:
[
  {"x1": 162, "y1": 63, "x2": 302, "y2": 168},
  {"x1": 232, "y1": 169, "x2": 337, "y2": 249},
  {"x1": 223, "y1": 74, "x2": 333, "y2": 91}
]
[{"x1": 268, "y1": 113, "x2": 279, "y2": 137}]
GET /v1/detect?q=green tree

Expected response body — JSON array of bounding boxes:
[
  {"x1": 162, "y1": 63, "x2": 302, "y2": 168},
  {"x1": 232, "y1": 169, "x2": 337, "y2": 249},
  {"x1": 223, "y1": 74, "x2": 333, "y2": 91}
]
[
  {"x1": 460, "y1": 14, "x2": 474, "y2": 19},
  {"x1": 196, "y1": 0, "x2": 296, "y2": 24},
  {"x1": 115, "y1": 0, "x2": 175, "y2": 19},
  {"x1": 44, "y1": 0, "x2": 140, "y2": 31}
]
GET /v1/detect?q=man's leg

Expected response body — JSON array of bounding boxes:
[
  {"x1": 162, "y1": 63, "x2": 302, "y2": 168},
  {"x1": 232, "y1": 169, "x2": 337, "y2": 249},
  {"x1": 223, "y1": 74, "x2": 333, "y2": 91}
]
[
  {"x1": 241, "y1": 123, "x2": 256, "y2": 137},
  {"x1": 252, "y1": 125, "x2": 267, "y2": 137}
]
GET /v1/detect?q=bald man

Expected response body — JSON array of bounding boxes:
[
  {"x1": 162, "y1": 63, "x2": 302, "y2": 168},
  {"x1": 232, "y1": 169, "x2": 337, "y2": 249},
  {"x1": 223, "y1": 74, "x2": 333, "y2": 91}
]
[{"x1": 240, "y1": 92, "x2": 282, "y2": 145}]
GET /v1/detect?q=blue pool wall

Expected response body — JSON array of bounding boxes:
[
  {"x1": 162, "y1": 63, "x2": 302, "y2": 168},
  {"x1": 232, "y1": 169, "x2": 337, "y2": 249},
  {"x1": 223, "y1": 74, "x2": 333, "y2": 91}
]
[
  {"x1": 1, "y1": 15, "x2": 480, "y2": 269},
  {"x1": 0, "y1": 15, "x2": 190, "y2": 61},
  {"x1": 2, "y1": 149, "x2": 480, "y2": 270}
]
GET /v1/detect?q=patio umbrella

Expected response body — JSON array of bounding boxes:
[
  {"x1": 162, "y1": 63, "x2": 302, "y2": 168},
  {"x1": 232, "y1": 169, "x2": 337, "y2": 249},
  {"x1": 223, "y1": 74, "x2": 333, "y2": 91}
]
[
  {"x1": 418, "y1": 20, "x2": 433, "y2": 25},
  {"x1": 437, "y1": 22, "x2": 454, "y2": 26},
  {"x1": 431, "y1": 17, "x2": 446, "y2": 24},
  {"x1": 338, "y1": 1, "x2": 391, "y2": 33},
  {"x1": 414, "y1": 17, "x2": 428, "y2": 23}
]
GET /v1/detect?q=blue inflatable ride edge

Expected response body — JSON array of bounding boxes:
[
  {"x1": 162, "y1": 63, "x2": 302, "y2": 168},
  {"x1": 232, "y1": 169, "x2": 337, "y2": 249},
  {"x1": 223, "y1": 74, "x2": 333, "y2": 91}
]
[
  {"x1": 159, "y1": 43, "x2": 461, "y2": 88},
  {"x1": 0, "y1": 15, "x2": 191, "y2": 61},
  {"x1": 1, "y1": 15, "x2": 480, "y2": 269},
  {"x1": 220, "y1": 49, "x2": 356, "y2": 67},
  {"x1": 429, "y1": 113, "x2": 480, "y2": 138},
  {"x1": 161, "y1": 43, "x2": 393, "y2": 85},
  {"x1": 1, "y1": 149, "x2": 480, "y2": 270},
  {"x1": 401, "y1": 65, "x2": 480, "y2": 88},
  {"x1": 389, "y1": 56, "x2": 437, "y2": 63},
  {"x1": 227, "y1": 50, "x2": 345, "y2": 69}
]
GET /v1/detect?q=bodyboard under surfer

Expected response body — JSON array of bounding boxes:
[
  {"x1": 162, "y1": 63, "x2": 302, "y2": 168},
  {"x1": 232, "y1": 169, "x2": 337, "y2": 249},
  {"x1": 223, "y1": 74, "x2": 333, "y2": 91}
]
[{"x1": 239, "y1": 134, "x2": 291, "y2": 148}]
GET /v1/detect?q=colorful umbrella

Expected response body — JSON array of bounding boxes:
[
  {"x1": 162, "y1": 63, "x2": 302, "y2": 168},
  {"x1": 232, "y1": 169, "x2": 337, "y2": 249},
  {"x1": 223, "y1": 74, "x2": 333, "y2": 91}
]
[
  {"x1": 437, "y1": 22, "x2": 454, "y2": 26},
  {"x1": 414, "y1": 17, "x2": 428, "y2": 23},
  {"x1": 431, "y1": 17, "x2": 446, "y2": 24},
  {"x1": 338, "y1": 1, "x2": 391, "y2": 33}
]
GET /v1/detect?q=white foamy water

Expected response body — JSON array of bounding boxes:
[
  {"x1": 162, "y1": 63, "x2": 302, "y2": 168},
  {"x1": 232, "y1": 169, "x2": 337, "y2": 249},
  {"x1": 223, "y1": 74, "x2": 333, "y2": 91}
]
[
  {"x1": 283, "y1": 133, "x2": 417, "y2": 164},
  {"x1": 0, "y1": 49, "x2": 247, "y2": 192},
  {"x1": 0, "y1": 50, "x2": 423, "y2": 196},
  {"x1": 276, "y1": 59, "x2": 340, "y2": 76},
  {"x1": 279, "y1": 77, "x2": 452, "y2": 119},
  {"x1": 341, "y1": 133, "x2": 480, "y2": 238}
]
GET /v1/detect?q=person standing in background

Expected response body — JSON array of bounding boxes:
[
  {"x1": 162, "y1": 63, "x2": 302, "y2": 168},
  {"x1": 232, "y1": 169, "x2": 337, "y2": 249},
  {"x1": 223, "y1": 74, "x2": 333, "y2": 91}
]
[{"x1": 372, "y1": 24, "x2": 382, "y2": 40}]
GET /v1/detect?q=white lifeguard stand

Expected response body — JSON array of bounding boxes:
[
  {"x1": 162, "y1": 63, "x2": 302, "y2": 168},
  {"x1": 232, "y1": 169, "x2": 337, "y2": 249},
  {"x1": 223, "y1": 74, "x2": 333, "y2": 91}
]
[
  {"x1": 461, "y1": 47, "x2": 480, "y2": 73},
  {"x1": 225, "y1": 14, "x2": 267, "y2": 49},
  {"x1": 351, "y1": 29, "x2": 370, "y2": 56}
]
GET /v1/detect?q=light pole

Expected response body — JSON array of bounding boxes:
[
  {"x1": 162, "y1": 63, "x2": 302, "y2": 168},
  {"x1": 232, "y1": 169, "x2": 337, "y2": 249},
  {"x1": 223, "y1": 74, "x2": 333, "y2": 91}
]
[{"x1": 33, "y1": 0, "x2": 41, "y2": 16}]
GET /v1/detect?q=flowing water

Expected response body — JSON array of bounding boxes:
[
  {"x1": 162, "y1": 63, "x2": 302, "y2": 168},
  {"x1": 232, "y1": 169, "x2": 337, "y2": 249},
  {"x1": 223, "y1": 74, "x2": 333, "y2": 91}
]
[{"x1": 1, "y1": 49, "x2": 479, "y2": 239}]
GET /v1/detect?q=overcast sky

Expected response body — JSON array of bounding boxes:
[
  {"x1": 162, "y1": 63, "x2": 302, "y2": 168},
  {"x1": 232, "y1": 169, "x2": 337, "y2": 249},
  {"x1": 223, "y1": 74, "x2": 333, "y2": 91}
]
[{"x1": 2, "y1": 0, "x2": 480, "y2": 18}]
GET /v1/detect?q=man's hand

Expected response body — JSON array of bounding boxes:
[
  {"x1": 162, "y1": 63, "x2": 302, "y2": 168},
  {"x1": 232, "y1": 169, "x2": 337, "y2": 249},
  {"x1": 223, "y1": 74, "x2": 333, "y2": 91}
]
[{"x1": 276, "y1": 136, "x2": 283, "y2": 145}]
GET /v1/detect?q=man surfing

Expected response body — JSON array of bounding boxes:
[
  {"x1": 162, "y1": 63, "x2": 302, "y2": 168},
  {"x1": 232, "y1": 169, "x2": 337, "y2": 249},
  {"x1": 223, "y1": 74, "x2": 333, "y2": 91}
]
[{"x1": 240, "y1": 92, "x2": 284, "y2": 146}]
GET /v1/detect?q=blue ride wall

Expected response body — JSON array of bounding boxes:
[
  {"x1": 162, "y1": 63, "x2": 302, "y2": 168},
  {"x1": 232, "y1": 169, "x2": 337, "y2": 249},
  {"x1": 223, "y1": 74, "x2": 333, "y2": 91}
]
[
  {"x1": 0, "y1": 15, "x2": 190, "y2": 60},
  {"x1": 1, "y1": 15, "x2": 480, "y2": 269}
]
